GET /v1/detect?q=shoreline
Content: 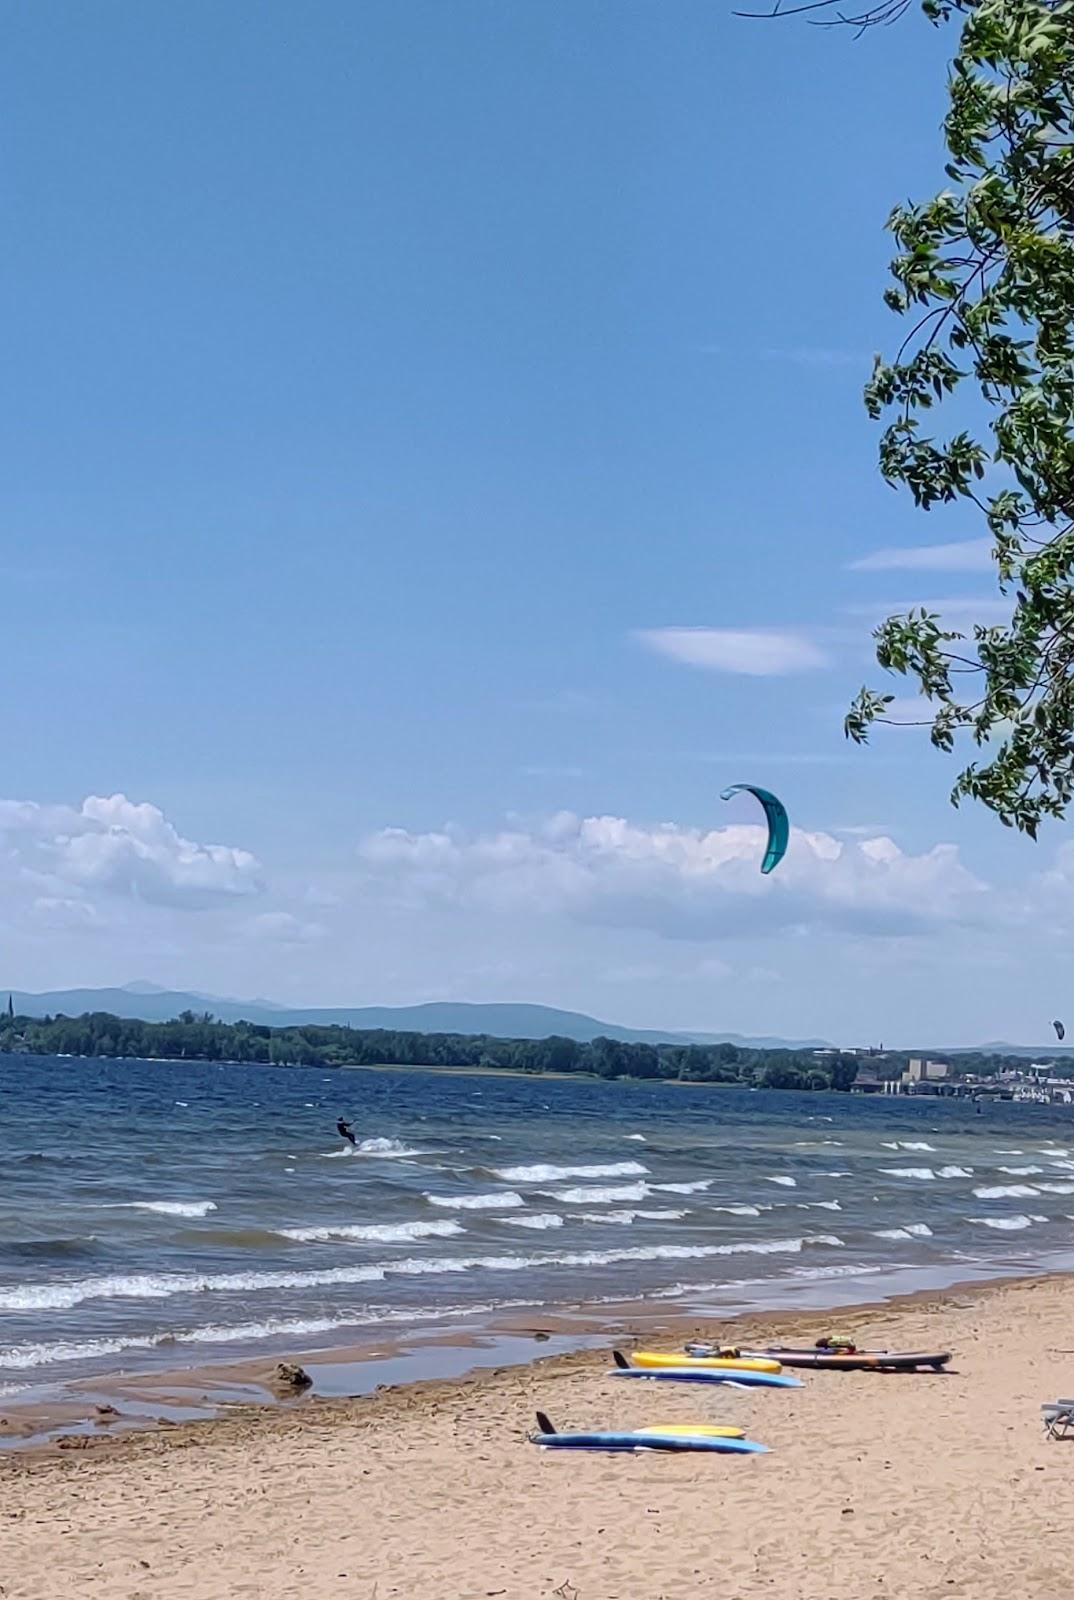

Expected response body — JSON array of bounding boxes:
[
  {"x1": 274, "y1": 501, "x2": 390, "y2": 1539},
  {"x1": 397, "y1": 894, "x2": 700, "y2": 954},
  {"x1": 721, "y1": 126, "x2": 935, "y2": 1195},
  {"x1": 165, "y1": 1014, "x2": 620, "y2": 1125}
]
[
  {"x1": 5, "y1": 1271, "x2": 1074, "y2": 1597},
  {"x1": 2, "y1": 1046, "x2": 753, "y2": 1086},
  {"x1": 0, "y1": 1254, "x2": 1063, "y2": 1460}
]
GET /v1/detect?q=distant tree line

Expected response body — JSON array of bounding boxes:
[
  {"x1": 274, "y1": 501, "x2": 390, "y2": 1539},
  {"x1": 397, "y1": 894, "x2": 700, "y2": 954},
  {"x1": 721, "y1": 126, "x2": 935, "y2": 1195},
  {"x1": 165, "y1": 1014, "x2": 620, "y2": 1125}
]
[{"x1": 0, "y1": 1008, "x2": 873, "y2": 1090}]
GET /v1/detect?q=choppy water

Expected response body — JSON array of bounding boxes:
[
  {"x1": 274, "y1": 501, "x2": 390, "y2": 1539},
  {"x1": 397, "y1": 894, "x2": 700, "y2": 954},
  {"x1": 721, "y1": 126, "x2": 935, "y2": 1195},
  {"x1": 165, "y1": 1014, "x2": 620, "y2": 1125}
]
[{"x1": 4, "y1": 1053, "x2": 1074, "y2": 1394}]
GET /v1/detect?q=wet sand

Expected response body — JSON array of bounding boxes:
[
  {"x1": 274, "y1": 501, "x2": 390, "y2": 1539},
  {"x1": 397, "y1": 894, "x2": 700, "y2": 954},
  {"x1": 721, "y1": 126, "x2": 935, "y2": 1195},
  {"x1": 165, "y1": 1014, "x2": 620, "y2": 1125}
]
[{"x1": 3, "y1": 1273, "x2": 1072, "y2": 1599}]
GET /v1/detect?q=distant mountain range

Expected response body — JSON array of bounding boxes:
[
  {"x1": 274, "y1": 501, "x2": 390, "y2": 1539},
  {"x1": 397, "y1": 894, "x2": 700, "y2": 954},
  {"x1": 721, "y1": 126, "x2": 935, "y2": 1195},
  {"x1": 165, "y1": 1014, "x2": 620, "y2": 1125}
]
[{"x1": 1, "y1": 983, "x2": 831, "y2": 1051}]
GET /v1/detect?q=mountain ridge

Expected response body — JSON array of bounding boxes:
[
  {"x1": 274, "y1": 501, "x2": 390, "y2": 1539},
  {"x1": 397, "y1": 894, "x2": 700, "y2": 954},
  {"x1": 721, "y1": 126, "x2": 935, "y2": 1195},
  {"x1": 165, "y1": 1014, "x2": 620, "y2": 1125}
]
[{"x1": 1, "y1": 985, "x2": 830, "y2": 1051}]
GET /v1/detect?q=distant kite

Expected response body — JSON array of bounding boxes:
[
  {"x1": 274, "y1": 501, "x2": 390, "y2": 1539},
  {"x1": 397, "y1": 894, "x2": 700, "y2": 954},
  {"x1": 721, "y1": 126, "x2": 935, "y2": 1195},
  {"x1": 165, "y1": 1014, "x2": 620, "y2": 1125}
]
[
  {"x1": 1054, "y1": 1019, "x2": 1066, "y2": 1043},
  {"x1": 720, "y1": 784, "x2": 789, "y2": 875}
]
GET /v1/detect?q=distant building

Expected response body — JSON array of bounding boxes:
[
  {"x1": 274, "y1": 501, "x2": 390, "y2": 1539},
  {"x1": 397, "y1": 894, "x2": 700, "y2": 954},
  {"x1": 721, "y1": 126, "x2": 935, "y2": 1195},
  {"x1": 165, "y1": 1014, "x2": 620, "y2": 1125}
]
[
  {"x1": 851, "y1": 1066, "x2": 902, "y2": 1095},
  {"x1": 904, "y1": 1058, "x2": 949, "y2": 1085}
]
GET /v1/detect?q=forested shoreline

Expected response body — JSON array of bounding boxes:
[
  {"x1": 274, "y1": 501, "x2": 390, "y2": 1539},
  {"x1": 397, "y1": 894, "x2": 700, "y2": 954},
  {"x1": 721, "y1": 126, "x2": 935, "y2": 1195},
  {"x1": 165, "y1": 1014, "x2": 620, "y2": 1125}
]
[
  {"x1": 0, "y1": 1008, "x2": 867, "y2": 1089},
  {"x1": 1, "y1": 1008, "x2": 1058, "y2": 1091}
]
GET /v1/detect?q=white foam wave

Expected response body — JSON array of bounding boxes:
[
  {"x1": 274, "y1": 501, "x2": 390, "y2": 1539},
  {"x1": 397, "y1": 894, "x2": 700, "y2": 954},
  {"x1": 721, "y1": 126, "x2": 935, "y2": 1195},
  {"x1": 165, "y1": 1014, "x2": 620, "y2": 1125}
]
[
  {"x1": 99, "y1": 1200, "x2": 217, "y2": 1219},
  {"x1": 357, "y1": 1137, "x2": 429, "y2": 1159},
  {"x1": 651, "y1": 1179, "x2": 712, "y2": 1195},
  {"x1": 500, "y1": 1213, "x2": 564, "y2": 1231},
  {"x1": 802, "y1": 1200, "x2": 842, "y2": 1211},
  {"x1": 711, "y1": 1204, "x2": 761, "y2": 1217},
  {"x1": 873, "y1": 1223, "x2": 933, "y2": 1240},
  {"x1": 580, "y1": 1208, "x2": 687, "y2": 1226},
  {"x1": 1036, "y1": 1181, "x2": 1074, "y2": 1194},
  {"x1": 764, "y1": 1175, "x2": 797, "y2": 1187},
  {"x1": 1051, "y1": 1159, "x2": 1074, "y2": 1171},
  {"x1": 279, "y1": 1219, "x2": 464, "y2": 1245},
  {"x1": 970, "y1": 1214, "x2": 1034, "y2": 1231},
  {"x1": 880, "y1": 1167, "x2": 936, "y2": 1180},
  {"x1": 0, "y1": 1236, "x2": 844, "y2": 1313},
  {"x1": 551, "y1": 1182, "x2": 650, "y2": 1205},
  {"x1": 999, "y1": 1166, "x2": 1044, "y2": 1175},
  {"x1": 494, "y1": 1161, "x2": 647, "y2": 1183},
  {"x1": 624, "y1": 1134, "x2": 646, "y2": 1142},
  {"x1": 0, "y1": 1299, "x2": 541, "y2": 1374},
  {"x1": 787, "y1": 1262, "x2": 883, "y2": 1281},
  {"x1": 881, "y1": 1141, "x2": 936, "y2": 1152},
  {"x1": 994, "y1": 1149, "x2": 1024, "y2": 1156},
  {"x1": 973, "y1": 1184, "x2": 1039, "y2": 1199},
  {"x1": 427, "y1": 1192, "x2": 524, "y2": 1211},
  {"x1": 937, "y1": 1166, "x2": 973, "y2": 1179}
]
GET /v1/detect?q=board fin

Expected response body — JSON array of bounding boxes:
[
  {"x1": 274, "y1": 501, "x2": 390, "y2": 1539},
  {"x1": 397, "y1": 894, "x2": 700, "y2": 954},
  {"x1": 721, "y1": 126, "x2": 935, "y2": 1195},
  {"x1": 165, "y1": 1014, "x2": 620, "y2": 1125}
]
[
  {"x1": 612, "y1": 1349, "x2": 630, "y2": 1369},
  {"x1": 535, "y1": 1411, "x2": 554, "y2": 1436}
]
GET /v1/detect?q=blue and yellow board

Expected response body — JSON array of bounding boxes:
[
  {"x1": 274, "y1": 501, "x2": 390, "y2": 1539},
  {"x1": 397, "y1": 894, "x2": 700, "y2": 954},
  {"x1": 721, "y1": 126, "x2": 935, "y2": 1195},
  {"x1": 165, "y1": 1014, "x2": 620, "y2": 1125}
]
[{"x1": 529, "y1": 1414, "x2": 767, "y2": 1454}]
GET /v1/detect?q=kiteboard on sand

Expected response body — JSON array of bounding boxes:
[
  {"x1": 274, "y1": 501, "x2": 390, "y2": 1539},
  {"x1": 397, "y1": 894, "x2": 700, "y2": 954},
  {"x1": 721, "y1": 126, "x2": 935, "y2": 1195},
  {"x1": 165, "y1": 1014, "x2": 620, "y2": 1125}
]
[
  {"x1": 528, "y1": 1412, "x2": 768, "y2": 1454},
  {"x1": 611, "y1": 1351, "x2": 803, "y2": 1389},
  {"x1": 685, "y1": 1340, "x2": 951, "y2": 1372},
  {"x1": 630, "y1": 1349, "x2": 782, "y2": 1374}
]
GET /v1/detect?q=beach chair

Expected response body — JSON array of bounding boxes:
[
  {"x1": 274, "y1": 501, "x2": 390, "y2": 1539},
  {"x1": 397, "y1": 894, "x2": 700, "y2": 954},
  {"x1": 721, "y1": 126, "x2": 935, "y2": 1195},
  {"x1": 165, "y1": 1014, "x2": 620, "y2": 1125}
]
[{"x1": 1041, "y1": 1400, "x2": 1074, "y2": 1439}]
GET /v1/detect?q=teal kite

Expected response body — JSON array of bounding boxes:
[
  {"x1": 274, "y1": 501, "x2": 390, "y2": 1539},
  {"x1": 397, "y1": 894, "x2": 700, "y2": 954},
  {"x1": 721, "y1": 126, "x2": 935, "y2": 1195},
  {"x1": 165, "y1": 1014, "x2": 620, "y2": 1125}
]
[{"x1": 720, "y1": 784, "x2": 789, "y2": 875}]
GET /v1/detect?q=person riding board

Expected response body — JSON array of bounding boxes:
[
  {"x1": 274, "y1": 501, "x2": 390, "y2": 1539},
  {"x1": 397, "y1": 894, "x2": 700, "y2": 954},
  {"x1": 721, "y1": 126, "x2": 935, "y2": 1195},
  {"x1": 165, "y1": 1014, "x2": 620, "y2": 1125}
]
[{"x1": 336, "y1": 1117, "x2": 357, "y2": 1147}]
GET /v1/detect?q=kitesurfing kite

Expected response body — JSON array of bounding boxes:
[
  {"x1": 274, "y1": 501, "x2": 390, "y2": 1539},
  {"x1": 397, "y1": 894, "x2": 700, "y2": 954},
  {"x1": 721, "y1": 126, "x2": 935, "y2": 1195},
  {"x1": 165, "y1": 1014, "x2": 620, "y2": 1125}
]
[
  {"x1": 1054, "y1": 1019, "x2": 1066, "y2": 1043},
  {"x1": 720, "y1": 784, "x2": 789, "y2": 875}
]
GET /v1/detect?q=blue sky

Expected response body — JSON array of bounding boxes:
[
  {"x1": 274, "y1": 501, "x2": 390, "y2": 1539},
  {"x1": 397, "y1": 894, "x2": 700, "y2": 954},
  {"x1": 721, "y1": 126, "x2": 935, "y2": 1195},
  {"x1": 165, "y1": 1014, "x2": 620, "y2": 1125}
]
[{"x1": 2, "y1": 2, "x2": 1063, "y2": 1044}]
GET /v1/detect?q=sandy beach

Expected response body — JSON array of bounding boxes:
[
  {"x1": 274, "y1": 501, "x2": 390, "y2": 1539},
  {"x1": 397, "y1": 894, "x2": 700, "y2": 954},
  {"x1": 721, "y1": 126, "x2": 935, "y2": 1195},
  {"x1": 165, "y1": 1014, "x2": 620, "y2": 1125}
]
[{"x1": 3, "y1": 1274, "x2": 1072, "y2": 1600}]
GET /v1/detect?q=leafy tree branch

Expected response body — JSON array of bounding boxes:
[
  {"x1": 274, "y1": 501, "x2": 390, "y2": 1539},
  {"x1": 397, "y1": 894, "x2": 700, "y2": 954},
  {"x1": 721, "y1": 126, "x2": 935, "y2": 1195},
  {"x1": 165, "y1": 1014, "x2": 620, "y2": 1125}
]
[{"x1": 841, "y1": 0, "x2": 1074, "y2": 836}]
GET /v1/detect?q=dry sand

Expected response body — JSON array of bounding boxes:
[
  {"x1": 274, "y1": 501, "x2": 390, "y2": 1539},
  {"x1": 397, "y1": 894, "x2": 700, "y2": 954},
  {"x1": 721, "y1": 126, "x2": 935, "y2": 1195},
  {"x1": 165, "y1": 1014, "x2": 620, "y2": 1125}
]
[{"x1": 4, "y1": 1274, "x2": 1074, "y2": 1600}]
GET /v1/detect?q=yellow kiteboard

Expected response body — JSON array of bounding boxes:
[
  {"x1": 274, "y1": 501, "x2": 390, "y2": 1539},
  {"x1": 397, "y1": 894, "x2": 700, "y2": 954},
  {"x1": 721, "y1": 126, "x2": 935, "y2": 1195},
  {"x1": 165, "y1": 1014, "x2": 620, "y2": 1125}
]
[
  {"x1": 636, "y1": 1423, "x2": 746, "y2": 1439},
  {"x1": 631, "y1": 1350, "x2": 782, "y2": 1375}
]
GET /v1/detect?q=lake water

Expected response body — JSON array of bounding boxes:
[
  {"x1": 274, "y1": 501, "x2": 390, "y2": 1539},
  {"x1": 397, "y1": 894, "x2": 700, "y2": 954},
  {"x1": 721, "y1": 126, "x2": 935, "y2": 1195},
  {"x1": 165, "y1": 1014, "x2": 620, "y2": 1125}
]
[{"x1": 3, "y1": 1052, "x2": 1074, "y2": 1395}]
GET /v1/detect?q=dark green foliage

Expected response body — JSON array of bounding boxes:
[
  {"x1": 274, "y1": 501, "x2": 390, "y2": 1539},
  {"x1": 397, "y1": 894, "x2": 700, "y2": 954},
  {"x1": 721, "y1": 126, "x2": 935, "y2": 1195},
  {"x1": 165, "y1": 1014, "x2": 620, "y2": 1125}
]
[
  {"x1": 0, "y1": 1010, "x2": 876, "y2": 1091},
  {"x1": 846, "y1": 0, "x2": 1074, "y2": 834}
]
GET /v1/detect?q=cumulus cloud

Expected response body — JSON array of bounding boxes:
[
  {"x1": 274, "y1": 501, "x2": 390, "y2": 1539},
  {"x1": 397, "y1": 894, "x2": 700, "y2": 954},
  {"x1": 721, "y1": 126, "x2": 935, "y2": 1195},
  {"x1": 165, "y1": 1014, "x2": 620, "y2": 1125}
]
[
  {"x1": 0, "y1": 794, "x2": 262, "y2": 909},
  {"x1": 637, "y1": 628, "x2": 829, "y2": 676},
  {"x1": 31, "y1": 896, "x2": 102, "y2": 930},
  {"x1": 849, "y1": 538, "x2": 993, "y2": 574},
  {"x1": 243, "y1": 911, "x2": 324, "y2": 944},
  {"x1": 359, "y1": 812, "x2": 986, "y2": 940}
]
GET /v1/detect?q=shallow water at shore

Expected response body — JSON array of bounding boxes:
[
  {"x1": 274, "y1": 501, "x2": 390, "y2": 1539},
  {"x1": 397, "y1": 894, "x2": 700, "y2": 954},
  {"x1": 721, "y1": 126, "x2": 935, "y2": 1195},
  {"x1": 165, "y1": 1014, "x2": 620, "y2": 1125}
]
[{"x1": 4, "y1": 1051, "x2": 1074, "y2": 1396}]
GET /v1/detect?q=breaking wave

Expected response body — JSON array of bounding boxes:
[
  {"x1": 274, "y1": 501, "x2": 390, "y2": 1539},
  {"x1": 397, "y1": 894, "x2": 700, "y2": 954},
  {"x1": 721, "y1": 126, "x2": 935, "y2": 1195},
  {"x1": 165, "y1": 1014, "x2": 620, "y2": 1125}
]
[
  {"x1": 426, "y1": 1192, "x2": 524, "y2": 1211},
  {"x1": 493, "y1": 1161, "x2": 648, "y2": 1183}
]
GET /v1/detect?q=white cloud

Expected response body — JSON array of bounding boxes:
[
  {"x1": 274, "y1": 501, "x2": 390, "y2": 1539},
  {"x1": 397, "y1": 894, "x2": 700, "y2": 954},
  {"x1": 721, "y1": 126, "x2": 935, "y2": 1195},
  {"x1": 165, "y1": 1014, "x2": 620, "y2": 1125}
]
[
  {"x1": 0, "y1": 794, "x2": 262, "y2": 909},
  {"x1": 359, "y1": 812, "x2": 986, "y2": 941},
  {"x1": 243, "y1": 911, "x2": 324, "y2": 944},
  {"x1": 31, "y1": 896, "x2": 102, "y2": 930},
  {"x1": 637, "y1": 627, "x2": 829, "y2": 676},
  {"x1": 849, "y1": 538, "x2": 993, "y2": 573}
]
